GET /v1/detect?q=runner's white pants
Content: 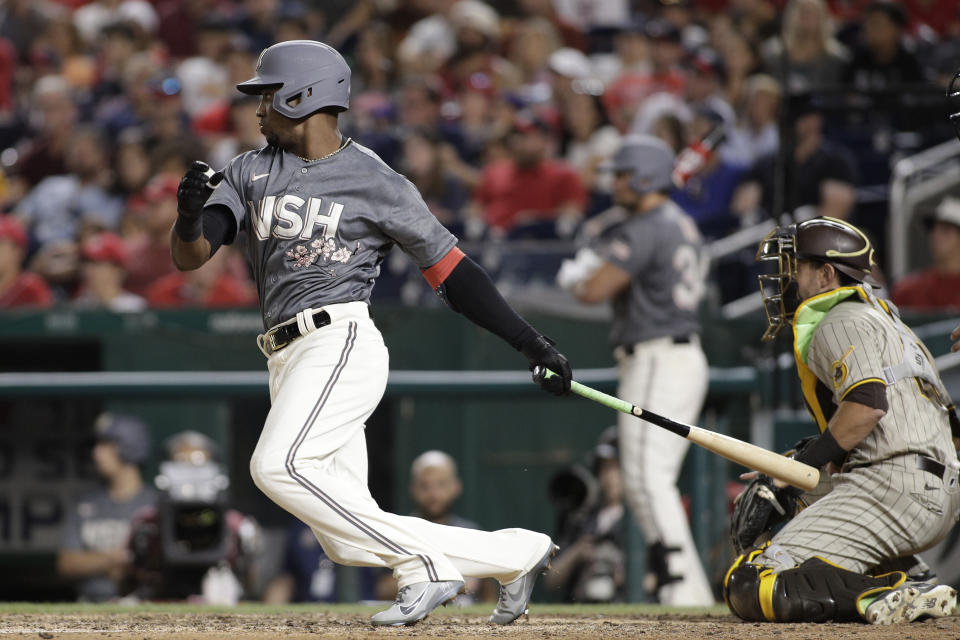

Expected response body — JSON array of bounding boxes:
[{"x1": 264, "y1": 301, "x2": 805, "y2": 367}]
[
  {"x1": 249, "y1": 302, "x2": 552, "y2": 588},
  {"x1": 616, "y1": 335, "x2": 714, "y2": 605}
]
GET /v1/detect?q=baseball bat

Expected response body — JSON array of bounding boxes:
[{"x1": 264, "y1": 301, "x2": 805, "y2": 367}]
[{"x1": 534, "y1": 367, "x2": 819, "y2": 491}]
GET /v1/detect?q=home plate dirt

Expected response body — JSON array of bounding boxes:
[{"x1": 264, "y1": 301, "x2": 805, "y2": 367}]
[{"x1": 0, "y1": 610, "x2": 957, "y2": 639}]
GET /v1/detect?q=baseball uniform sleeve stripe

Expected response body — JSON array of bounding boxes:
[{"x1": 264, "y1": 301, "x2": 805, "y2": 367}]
[
  {"x1": 421, "y1": 246, "x2": 465, "y2": 289},
  {"x1": 840, "y1": 378, "x2": 887, "y2": 400},
  {"x1": 282, "y1": 322, "x2": 439, "y2": 581}
]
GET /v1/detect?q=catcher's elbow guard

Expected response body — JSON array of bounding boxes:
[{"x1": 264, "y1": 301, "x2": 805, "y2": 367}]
[{"x1": 724, "y1": 555, "x2": 907, "y2": 623}]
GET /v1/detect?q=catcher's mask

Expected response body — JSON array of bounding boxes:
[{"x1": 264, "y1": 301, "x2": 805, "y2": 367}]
[{"x1": 756, "y1": 217, "x2": 879, "y2": 341}]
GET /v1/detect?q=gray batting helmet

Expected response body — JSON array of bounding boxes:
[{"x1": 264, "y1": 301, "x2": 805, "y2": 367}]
[
  {"x1": 610, "y1": 135, "x2": 675, "y2": 194},
  {"x1": 94, "y1": 412, "x2": 151, "y2": 465},
  {"x1": 237, "y1": 40, "x2": 351, "y2": 118}
]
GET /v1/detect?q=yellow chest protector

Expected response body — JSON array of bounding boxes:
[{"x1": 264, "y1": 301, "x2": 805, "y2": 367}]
[{"x1": 792, "y1": 286, "x2": 953, "y2": 433}]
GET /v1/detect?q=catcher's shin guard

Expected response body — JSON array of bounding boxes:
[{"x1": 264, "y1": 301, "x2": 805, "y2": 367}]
[{"x1": 724, "y1": 555, "x2": 907, "y2": 622}]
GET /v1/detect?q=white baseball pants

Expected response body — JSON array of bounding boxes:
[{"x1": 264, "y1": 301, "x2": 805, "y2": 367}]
[
  {"x1": 616, "y1": 335, "x2": 714, "y2": 605},
  {"x1": 249, "y1": 302, "x2": 552, "y2": 588}
]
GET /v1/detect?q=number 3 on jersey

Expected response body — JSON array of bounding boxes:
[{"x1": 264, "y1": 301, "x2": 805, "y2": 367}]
[
  {"x1": 672, "y1": 243, "x2": 706, "y2": 311},
  {"x1": 249, "y1": 195, "x2": 344, "y2": 242}
]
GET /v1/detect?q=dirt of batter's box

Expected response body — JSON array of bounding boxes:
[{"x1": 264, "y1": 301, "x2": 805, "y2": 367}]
[{"x1": 1, "y1": 613, "x2": 957, "y2": 639}]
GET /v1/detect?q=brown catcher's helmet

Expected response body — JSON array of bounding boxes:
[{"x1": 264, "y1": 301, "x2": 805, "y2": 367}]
[{"x1": 756, "y1": 217, "x2": 879, "y2": 340}]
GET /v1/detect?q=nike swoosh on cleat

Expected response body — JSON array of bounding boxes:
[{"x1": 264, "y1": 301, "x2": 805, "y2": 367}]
[
  {"x1": 398, "y1": 591, "x2": 426, "y2": 616},
  {"x1": 251, "y1": 173, "x2": 270, "y2": 182}
]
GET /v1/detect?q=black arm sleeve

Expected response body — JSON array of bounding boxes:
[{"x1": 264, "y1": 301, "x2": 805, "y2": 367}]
[
  {"x1": 201, "y1": 204, "x2": 237, "y2": 256},
  {"x1": 440, "y1": 256, "x2": 537, "y2": 350}
]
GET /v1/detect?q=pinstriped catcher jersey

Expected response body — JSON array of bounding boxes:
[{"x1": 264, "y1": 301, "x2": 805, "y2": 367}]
[
  {"x1": 205, "y1": 140, "x2": 457, "y2": 330},
  {"x1": 804, "y1": 298, "x2": 955, "y2": 467}
]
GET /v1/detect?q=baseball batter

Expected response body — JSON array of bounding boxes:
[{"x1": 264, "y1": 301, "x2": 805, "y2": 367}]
[
  {"x1": 557, "y1": 135, "x2": 713, "y2": 606},
  {"x1": 725, "y1": 217, "x2": 960, "y2": 624},
  {"x1": 169, "y1": 40, "x2": 571, "y2": 626}
]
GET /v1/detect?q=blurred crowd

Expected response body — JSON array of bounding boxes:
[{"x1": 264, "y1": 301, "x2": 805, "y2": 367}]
[{"x1": 0, "y1": 0, "x2": 959, "y2": 310}]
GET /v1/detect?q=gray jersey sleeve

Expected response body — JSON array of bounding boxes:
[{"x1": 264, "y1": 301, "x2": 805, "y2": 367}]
[
  {"x1": 594, "y1": 224, "x2": 656, "y2": 276},
  {"x1": 380, "y1": 175, "x2": 457, "y2": 268}
]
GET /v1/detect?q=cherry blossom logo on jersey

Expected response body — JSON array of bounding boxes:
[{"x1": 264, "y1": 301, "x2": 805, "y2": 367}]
[{"x1": 286, "y1": 237, "x2": 358, "y2": 270}]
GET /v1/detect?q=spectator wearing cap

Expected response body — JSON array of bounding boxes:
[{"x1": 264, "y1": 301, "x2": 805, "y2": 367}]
[
  {"x1": 732, "y1": 92, "x2": 857, "y2": 223},
  {"x1": 88, "y1": 22, "x2": 141, "y2": 106},
  {"x1": 543, "y1": 428, "x2": 626, "y2": 603},
  {"x1": 891, "y1": 197, "x2": 960, "y2": 311},
  {"x1": 761, "y1": 0, "x2": 849, "y2": 94},
  {"x1": 683, "y1": 48, "x2": 735, "y2": 128},
  {"x1": 467, "y1": 113, "x2": 587, "y2": 237},
  {"x1": 721, "y1": 74, "x2": 781, "y2": 169},
  {"x1": 74, "y1": 231, "x2": 146, "y2": 312},
  {"x1": 58, "y1": 412, "x2": 157, "y2": 602},
  {"x1": 145, "y1": 245, "x2": 256, "y2": 309},
  {"x1": 437, "y1": 0, "x2": 518, "y2": 98},
  {"x1": 843, "y1": 1, "x2": 924, "y2": 92},
  {"x1": 396, "y1": 0, "x2": 461, "y2": 75},
  {"x1": 123, "y1": 173, "x2": 183, "y2": 295},
  {"x1": 0, "y1": 215, "x2": 52, "y2": 308},
  {"x1": 659, "y1": 0, "x2": 709, "y2": 51}
]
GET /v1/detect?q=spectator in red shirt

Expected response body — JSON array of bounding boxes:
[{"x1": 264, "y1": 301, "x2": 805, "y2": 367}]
[
  {"x1": 0, "y1": 215, "x2": 53, "y2": 309},
  {"x1": 145, "y1": 247, "x2": 256, "y2": 309},
  {"x1": 468, "y1": 113, "x2": 587, "y2": 238},
  {"x1": 123, "y1": 174, "x2": 181, "y2": 295},
  {"x1": 892, "y1": 197, "x2": 960, "y2": 311}
]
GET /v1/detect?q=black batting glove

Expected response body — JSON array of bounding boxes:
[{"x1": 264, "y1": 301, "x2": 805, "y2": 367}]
[
  {"x1": 521, "y1": 334, "x2": 572, "y2": 395},
  {"x1": 175, "y1": 161, "x2": 224, "y2": 242},
  {"x1": 177, "y1": 160, "x2": 223, "y2": 221}
]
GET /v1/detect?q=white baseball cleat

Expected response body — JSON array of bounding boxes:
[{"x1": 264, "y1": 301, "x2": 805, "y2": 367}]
[
  {"x1": 489, "y1": 542, "x2": 559, "y2": 625},
  {"x1": 370, "y1": 579, "x2": 464, "y2": 626},
  {"x1": 864, "y1": 582, "x2": 957, "y2": 625}
]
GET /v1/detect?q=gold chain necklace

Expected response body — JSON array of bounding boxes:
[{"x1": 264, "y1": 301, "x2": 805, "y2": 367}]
[{"x1": 294, "y1": 137, "x2": 351, "y2": 163}]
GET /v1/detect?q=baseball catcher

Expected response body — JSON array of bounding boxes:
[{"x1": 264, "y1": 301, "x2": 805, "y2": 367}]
[{"x1": 725, "y1": 217, "x2": 960, "y2": 625}]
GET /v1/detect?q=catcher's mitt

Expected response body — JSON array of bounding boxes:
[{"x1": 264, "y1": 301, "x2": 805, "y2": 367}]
[{"x1": 730, "y1": 474, "x2": 801, "y2": 555}]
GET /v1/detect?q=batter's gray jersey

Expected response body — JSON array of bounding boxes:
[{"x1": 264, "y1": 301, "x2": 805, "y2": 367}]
[
  {"x1": 205, "y1": 140, "x2": 457, "y2": 329},
  {"x1": 807, "y1": 300, "x2": 955, "y2": 466},
  {"x1": 593, "y1": 200, "x2": 705, "y2": 346}
]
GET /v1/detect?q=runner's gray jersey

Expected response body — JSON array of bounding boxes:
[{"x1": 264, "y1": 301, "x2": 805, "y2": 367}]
[
  {"x1": 593, "y1": 200, "x2": 705, "y2": 346},
  {"x1": 205, "y1": 140, "x2": 457, "y2": 329},
  {"x1": 807, "y1": 300, "x2": 955, "y2": 466}
]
